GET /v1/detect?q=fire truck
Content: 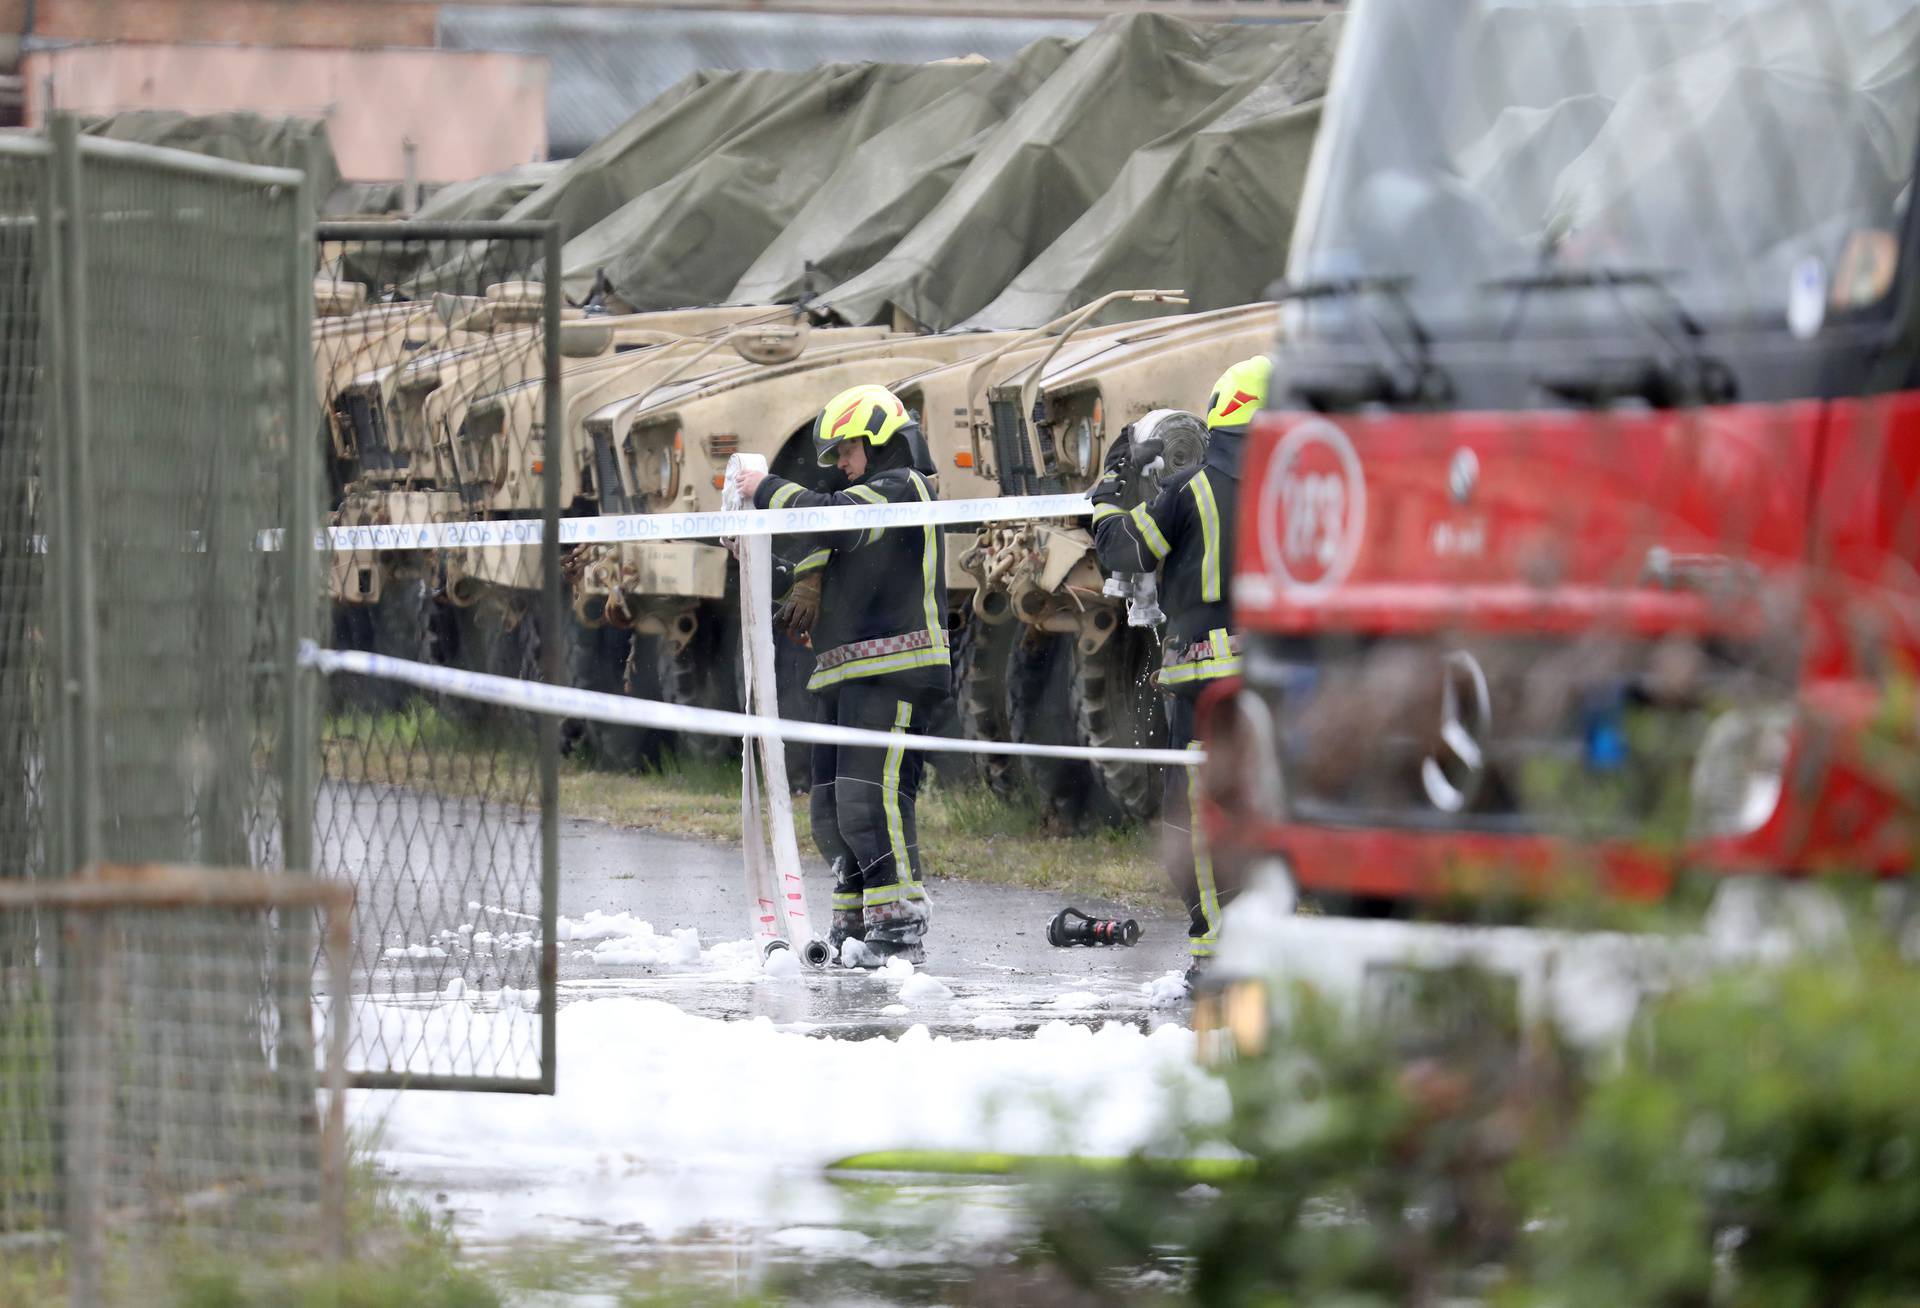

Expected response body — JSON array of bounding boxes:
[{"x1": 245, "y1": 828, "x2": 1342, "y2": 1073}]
[{"x1": 1192, "y1": 0, "x2": 1917, "y2": 1049}]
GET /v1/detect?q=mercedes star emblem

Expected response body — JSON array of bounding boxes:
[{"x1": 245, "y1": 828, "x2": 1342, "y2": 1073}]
[
  {"x1": 1421, "y1": 650, "x2": 1492, "y2": 813},
  {"x1": 1447, "y1": 447, "x2": 1479, "y2": 505}
]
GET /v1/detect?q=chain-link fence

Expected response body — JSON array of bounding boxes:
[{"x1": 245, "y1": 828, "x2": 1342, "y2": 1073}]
[
  {"x1": 0, "y1": 142, "x2": 48, "y2": 983},
  {"x1": 0, "y1": 868, "x2": 350, "y2": 1294},
  {"x1": 313, "y1": 224, "x2": 561, "y2": 1091},
  {"x1": 67, "y1": 133, "x2": 313, "y2": 876},
  {"x1": 0, "y1": 118, "x2": 339, "y2": 1298}
]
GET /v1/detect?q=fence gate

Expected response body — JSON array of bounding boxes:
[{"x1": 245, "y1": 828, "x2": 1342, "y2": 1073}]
[
  {"x1": 311, "y1": 221, "x2": 564, "y2": 1093},
  {"x1": 0, "y1": 116, "x2": 347, "y2": 1299}
]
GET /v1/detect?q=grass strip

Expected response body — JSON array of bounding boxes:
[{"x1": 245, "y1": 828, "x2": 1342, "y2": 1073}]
[{"x1": 323, "y1": 705, "x2": 1170, "y2": 908}]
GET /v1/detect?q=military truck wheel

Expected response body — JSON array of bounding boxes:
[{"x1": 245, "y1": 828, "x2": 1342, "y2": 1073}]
[
  {"x1": 656, "y1": 601, "x2": 743, "y2": 765},
  {"x1": 1006, "y1": 630, "x2": 1099, "y2": 825},
  {"x1": 950, "y1": 615, "x2": 1018, "y2": 796},
  {"x1": 371, "y1": 576, "x2": 432, "y2": 664},
  {"x1": 1071, "y1": 625, "x2": 1167, "y2": 822},
  {"x1": 328, "y1": 603, "x2": 394, "y2": 713},
  {"x1": 565, "y1": 620, "x2": 669, "y2": 772},
  {"x1": 327, "y1": 581, "x2": 422, "y2": 713},
  {"x1": 427, "y1": 597, "x2": 538, "y2": 728}
]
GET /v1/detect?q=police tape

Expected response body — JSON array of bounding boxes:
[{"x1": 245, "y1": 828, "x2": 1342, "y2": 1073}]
[
  {"x1": 300, "y1": 641, "x2": 1202, "y2": 767},
  {"x1": 299, "y1": 492, "x2": 1096, "y2": 553}
]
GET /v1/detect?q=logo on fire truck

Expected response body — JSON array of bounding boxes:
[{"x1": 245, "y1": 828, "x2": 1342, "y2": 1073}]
[{"x1": 1257, "y1": 417, "x2": 1367, "y2": 593}]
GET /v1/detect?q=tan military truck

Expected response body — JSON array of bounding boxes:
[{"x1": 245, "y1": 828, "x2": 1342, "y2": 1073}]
[
  {"x1": 438, "y1": 314, "x2": 906, "y2": 763},
  {"x1": 553, "y1": 291, "x2": 1190, "y2": 782},
  {"x1": 558, "y1": 327, "x2": 1024, "y2": 763},
  {"x1": 314, "y1": 290, "x2": 845, "y2": 718},
  {"x1": 955, "y1": 302, "x2": 1280, "y2": 819},
  {"x1": 880, "y1": 300, "x2": 1191, "y2": 805},
  {"x1": 324, "y1": 301, "x2": 906, "y2": 757}
]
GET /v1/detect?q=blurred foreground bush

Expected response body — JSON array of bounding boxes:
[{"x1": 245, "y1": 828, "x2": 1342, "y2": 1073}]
[{"x1": 1027, "y1": 933, "x2": 1920, "y2": 1307}]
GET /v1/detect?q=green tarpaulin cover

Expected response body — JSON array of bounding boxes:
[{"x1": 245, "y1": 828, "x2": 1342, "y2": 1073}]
[{"x1": 82, "y1": 111, "x2": 342, "y2": 211}]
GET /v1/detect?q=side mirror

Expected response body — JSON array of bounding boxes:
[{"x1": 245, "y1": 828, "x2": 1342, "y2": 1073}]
[
  {"x1": 433, "y1": 292, "x2": 490, "y2": 332},
  {"x1": 313, "y1": 278, "x2": 367, "y2": 318},
  {"x1": 486, "y1": 280, "x2": 546, "y2": 325},
  {"x1": 731, "y1": 320, "x2": 809, "y2": 366},
  {"x1": 558, "y1": 320, "x2": 614, "y2": 358},
  {"x1": 1831, "y1": 230, "x2": 1898, "y2": 310}
]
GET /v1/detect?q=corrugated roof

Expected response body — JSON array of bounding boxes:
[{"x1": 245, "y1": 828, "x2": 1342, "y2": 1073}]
[{"x1": 435, "y1": 6, "x2": 1093, "y2": 156}]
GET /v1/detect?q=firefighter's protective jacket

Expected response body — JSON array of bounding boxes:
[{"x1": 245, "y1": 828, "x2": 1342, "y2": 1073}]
[
  {"x1": 1092, "y1": 426, "x2": 1245, "y2": 695},
  {"x1": 752, "y1": 439, "x2": 949, "y2": 695}
]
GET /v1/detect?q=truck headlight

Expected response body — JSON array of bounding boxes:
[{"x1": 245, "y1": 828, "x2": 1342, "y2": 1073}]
[
  {"x1": 1689, "y1": 706, "x2": 1792, "y2": 839},
  {"x1": 626, "y1": 421, "x2": 682, "y2": 510},
  {"x1": 1051, "y1": 392, "x2": 1102, "y2": 475}
]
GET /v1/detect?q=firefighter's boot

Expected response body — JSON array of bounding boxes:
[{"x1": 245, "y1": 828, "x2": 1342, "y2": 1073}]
[
  {"x1": 863, "y1": 891, "x2": 929, "y2": 966},
  {"x1": 826, "y1": 856, "x2": 864, "y2": 960}
]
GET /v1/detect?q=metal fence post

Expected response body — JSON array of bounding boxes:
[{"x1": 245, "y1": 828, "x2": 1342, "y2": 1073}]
[
  {"x1": 48, "y1": 115, "x2": 99, "y2": 874},
  {"x1": 283, "y1": 143, "x2": 318, "y2": 876},
  {"x1": 35, "y1": 137, "x2": 69, "y2": 890},
  {"x1": 538, "y1": 222, "x2": 563, "y2": 1096},
  {"x1": 48, "y1": 111, "x2": 104, "y2": 1308}
]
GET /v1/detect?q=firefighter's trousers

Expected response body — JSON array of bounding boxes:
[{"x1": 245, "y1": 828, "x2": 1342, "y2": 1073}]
[
  {"x1": 810, "y1": 682, "x2": 938, "y2": 944},
  {"x1": 1162, "y1": 693, "x2": 1228, "y2": 960}
]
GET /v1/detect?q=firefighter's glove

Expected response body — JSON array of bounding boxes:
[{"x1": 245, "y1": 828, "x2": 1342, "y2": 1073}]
[
  {"x1": 1089, "y1": 428, "x2": 1134, "y2": 509},
  {"x1": 775, "y1": 572, "x2": 823, "y2": 645}
]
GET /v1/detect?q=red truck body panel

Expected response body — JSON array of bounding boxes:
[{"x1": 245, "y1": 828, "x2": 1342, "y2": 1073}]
[{"x1": 1208, "y1": 387, "x2": 1920, "y2": 903}]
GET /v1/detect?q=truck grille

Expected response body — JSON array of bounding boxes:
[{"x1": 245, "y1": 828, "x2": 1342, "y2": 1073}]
[
  {"x1": 988, "y1": 397, "x2": 1064, "y2": 498},
  {"x1": 1245, "y1": 634, "x2": 1779, "y2": 837},
  {"x1": 335, "y1": 393, "x2": 406, "y2": 474}
]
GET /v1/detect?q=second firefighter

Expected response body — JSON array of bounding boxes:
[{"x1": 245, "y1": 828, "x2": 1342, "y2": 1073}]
[{"x1": 1090, "y1": 354, "x2": 1271, "y2": 981}]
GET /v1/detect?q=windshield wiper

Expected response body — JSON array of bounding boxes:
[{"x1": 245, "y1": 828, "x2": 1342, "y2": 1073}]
[
  {"x1": 1271, "y1": 275, "x2": 1453, "y2": 411},
  {"x1": 1482, "y1": 267, "x2": 1737, "y2": 408}
]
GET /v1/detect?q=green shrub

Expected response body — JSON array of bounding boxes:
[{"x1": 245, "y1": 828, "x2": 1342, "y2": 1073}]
[
  {"x1": 1531, "y1": 945, "x2": 1920, "y2": 1308},
  {"x1": 1024, "y1": 938, "x2": 1920, "y2": 1307}
]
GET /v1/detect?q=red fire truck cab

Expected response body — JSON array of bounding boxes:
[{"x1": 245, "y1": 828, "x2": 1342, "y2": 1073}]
[{"x1": 1199, "y1": 0, "x2": 1920, "y2": 929}]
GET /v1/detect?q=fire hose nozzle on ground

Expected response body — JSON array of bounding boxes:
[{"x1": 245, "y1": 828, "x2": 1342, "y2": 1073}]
[{"x1": 1047, "y1": 906, "x2": 1141, "y2": 947}]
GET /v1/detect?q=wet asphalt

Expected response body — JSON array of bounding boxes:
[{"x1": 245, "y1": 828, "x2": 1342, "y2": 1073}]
[
  {"x1": 557, "y1": 811, "x2": 1191, "y2": 1036},
  {"x1": 337, "y1": 779, "x2": 1195, "y2": 1296},
  {"x1": 327, "y1": 779, "x2": 1192, "y2": 1039}
]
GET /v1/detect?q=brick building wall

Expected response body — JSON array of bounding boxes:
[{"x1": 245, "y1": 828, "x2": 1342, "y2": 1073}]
[{"x1": 0, "y1": 0, "x2": 438, "y2": 49}]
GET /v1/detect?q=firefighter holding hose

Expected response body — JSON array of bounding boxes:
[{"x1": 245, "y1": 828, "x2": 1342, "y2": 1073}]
[
  {"x1": 1090, "y1": 354, "x2": 1272, "y2": 984},
  {"x1": 734, "y1": 384, "x2": 949, "y2": 967}
]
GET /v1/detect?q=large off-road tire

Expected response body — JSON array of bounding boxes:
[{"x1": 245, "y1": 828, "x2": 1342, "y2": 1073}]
[
  {"x1": 1071, "y1": 624, "x2": 1168, "y2": 822},
  {"x1": 427, "y1": 595, "x2": 540, "y2": 728},
  {"x1": 656, "y1": 599, "x2": 743, "y2": 765},
  {"x1": 1006, "y1": 630, "x2": 1099, "y2": 825},
  {"x1": 327, "y1": 577, "x2": 430, "y2": 714},
  {"x1": 950, "y1": 613, "x2": 1018, "y2": 795},
  {"x1": 564, "y1": 620, "x2": 670, "y2": 772}
]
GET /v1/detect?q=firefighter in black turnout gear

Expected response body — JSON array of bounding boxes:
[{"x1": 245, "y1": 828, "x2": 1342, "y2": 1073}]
[
  {"x1": 1091, "y1": 355, "x2": 1271, "y2": 979},
  {"x1": 736, "y1": 384, "x2": 948, "y2": 967}
]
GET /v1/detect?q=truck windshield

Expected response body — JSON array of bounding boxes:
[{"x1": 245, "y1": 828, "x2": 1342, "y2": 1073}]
[{"x1": 1289, "y1": 0, "x2": 1918, "y2": 338}]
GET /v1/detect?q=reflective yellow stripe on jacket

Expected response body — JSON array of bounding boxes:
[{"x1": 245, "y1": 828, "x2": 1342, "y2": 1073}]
[
  {"x1": 1129, "y1": 502, "x2": 1172, "y2": 559},
  {"x1": 806, "y1": 644, "x2": 949, "y2": 693},
  {"x1": 1188, "y1": 471, "x2": 1223, "y2": 602},
  {"x1": 1160, "y1": 627, "x2": 1242, "y2": 686}
]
